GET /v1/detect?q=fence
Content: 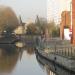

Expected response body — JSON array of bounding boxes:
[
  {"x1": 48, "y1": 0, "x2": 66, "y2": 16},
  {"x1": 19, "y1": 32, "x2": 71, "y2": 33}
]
[{"x1": 38, "y1": 38, "x2": 75, "y2": 59}]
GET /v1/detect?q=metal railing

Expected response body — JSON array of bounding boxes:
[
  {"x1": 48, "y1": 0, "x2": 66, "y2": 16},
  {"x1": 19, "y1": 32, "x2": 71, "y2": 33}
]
[
  {"x1": 54, "y1": 45, "x2": 75, "y2": 58},
  {"x1": 37, "y1": 38, "x2": 75, "y2": 59}
]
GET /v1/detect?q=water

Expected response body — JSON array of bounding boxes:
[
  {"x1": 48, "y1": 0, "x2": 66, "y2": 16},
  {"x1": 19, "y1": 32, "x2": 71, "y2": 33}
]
[{"x1": 0, "y1": 42, "x2": 75, "y2": 75}]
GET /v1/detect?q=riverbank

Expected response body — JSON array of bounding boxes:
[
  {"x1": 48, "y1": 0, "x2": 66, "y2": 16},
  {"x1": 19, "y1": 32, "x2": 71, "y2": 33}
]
[
  {"x1": 36, "y1": 52, "x2": 75, "y2": 75},
  {"x1": 0, "y1": 36, "x2": 20, "y2": 44},
  {"x1": 36, "y1": 39, "x2": 75, "y2": 73},
  {"x1": 36, "y1": 48, "x2": 75, "y2": 73}
]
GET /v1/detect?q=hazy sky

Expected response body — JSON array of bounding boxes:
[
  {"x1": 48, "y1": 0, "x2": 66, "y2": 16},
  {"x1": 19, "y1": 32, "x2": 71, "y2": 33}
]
[
  {"x1": 47, "y1": 0, "x2": 71, "y2": 23},
  {"x1": 0, "y1": 0, "x2": 71, "y2": 23},
  {"x1": 0, "y1": 0, "x2": 47, "y2": 22}
]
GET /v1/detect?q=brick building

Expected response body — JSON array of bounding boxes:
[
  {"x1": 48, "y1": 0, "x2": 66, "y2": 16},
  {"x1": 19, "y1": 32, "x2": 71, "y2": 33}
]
[
  {"x1": 60, "y1": 11, "x2": 71, "y2": 39},
  {"x1": 72, "y1": 0, "x2": 75, "y2": 44}
]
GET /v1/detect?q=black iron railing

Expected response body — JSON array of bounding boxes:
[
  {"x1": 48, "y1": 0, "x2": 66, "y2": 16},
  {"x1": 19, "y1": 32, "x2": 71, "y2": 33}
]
[{"x1": 37, "y1": 38, "x2": 75, "y2": 59}]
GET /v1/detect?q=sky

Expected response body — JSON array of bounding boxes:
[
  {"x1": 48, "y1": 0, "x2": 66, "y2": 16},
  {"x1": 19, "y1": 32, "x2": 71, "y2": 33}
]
[
  {"x1": 0, "y1": 0, "x2": 47, "y2": 23},
  {"x1": 0, "y1": 0, "x2": 71, "y2": 23},
  {"x1": 47, "y1": 0, "x2": 71, "y2": 23}
]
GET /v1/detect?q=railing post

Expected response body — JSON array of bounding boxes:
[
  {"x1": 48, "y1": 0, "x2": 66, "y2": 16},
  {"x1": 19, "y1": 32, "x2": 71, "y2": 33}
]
[
  {"x1": 68, "y1": 47, "x2": 69, "y2": 56},
  {"x1": 61, "y1": 46, "x2": 63, "y2": 55},
  {"x1": 74, "y1": 49, "x2": 75, "y2": 57},
  {"x1": 55, "y1": 43, "x2": 56, "y2": 54},
  {"x1": 65, "y1": 47, "x2": 66, "y2": 56},
  {"x1": 71, "y1": 47, "x2": 72, "y2": 57}
]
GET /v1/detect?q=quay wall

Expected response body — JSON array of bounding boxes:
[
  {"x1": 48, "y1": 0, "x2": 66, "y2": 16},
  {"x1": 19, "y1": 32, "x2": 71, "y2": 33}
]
[{"x1": 36, "y1": 48, "x2": 75, "y2": 72}]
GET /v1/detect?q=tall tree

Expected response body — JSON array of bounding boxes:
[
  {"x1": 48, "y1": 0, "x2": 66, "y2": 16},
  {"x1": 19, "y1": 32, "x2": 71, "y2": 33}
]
[
  {"x1": 0, "y1": 6, "x2": 19, "y2": 33},
  {"x1": 26, "y1": 23, "x2": 37, "y2": 35},
  {"x1": 35, "y1": 15, "x2": 47, "y2": 35}
]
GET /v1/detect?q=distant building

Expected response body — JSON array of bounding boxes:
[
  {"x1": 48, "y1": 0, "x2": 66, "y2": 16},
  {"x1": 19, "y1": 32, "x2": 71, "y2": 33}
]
[
  {"x1": 60, "y1": 11, "x2": 71, "y2": 39},
  {"x1": 14, "y1": 22, "x2": 26, "y2": 35}
]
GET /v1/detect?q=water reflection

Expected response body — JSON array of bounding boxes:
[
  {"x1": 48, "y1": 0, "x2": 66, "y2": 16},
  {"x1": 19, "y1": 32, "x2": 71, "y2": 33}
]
[
  {"x1": 15, "y1": 41, "x2": 36, "y2": 58},
  {"x1": 26, "y1": 47, "x2": 35, "y2": 55},
  {"x1": 0, "y1": 44, "x2": 20, "y2": 75},
  {"x1": 36, "y1": 54, "x2": 75, "y2": 75},
  {"x1": 0, "y1": 40, "x2": 73, "y2": 75},
  {"x1": 16, "y1": 42, "x2": 24, "y2": 48},
  {"x1": 0, "y1": 41, "x2": 36, "y2": 75}
]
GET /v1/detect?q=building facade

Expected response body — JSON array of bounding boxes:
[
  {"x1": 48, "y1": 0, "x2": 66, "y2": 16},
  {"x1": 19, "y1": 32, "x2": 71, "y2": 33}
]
[
  {"x1": 72, "y1": 0, "x2": 75, "y2": 44},
  {"x1": 60, "y1": 11, "x2": 71, "y2": 39}
]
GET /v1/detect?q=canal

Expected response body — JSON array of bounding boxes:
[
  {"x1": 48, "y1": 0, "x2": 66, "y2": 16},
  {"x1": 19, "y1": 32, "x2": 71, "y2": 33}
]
[{"x1": 0, "y1": 41, "x2": 74, "y2": 75}]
